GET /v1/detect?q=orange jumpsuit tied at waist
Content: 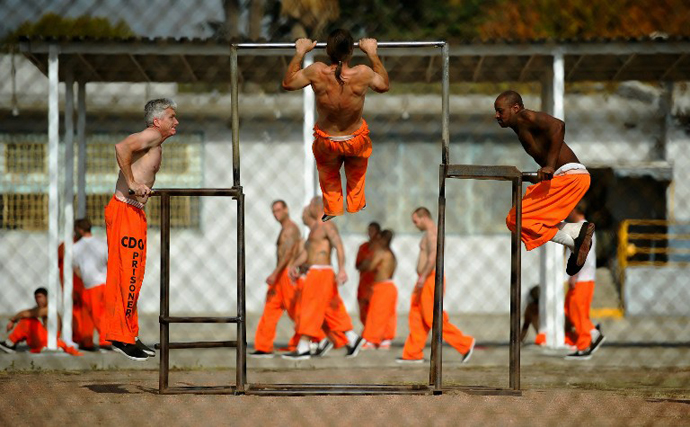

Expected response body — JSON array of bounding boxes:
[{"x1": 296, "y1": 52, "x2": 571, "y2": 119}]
[
  {"x1": 362, "y1": 280, "x2": 398, "y2": 346},
  {"x1": 402, "y1": 271, "x2": 474, "y2": 360},
  {"x1": 296, "y1": 266, "x2": 352, "y2": 348},
  {"x1": 103, "y1": 196, "x2": 148, "y2": 345},
  {"x1": 506, "y1": 173, "x2": 590, "y2": 251},
  {"x1": 313, "y1": 120, "x2": 372, "y2": 216}
]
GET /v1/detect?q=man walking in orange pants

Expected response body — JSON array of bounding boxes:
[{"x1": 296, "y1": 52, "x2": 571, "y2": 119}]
[
  {"x1": 251, "y1": 200, "x2": 303, "y2": 358},
  {"x1": 564, "y1": 203, "x2": 605, "y2": 360},
  {"x1": 355, "y1": 222, "x2": 380, "y2": 325},
  {"x1": 495, "y1": 91, "x2": 594, "y2": 276},
  {"x1": 72, "y1": 218, "x2": 110, "y2": 349},
  {"x1": 282, "y1": 29, "x2": 389, "y2": 221},
  {"x1": 283, "y1": 198, "x2": 362, "y2": 360},
  {"x1": 104, "y1": 98, "x2": 178, "y2": 361},
  {"x1": 398, "y1": 207, "x2": 475, "y2": 363},
  {"x1": 358, "y1": 229, "x2": 398, "y2": 349}
]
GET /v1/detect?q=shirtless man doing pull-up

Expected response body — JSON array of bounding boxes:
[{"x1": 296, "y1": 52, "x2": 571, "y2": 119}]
[{"x1": 282, "y1": 28, "x2": 389, "y2": 221}]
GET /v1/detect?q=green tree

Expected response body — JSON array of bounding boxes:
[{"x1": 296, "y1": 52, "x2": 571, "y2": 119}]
[{"x1": 5, "y1": 12, "x2": 134, "y2": 44}]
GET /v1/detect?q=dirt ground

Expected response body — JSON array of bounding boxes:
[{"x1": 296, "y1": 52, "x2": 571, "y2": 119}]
[{"x1": 1, "y1": 365, "x2": 688, "y2": 427}]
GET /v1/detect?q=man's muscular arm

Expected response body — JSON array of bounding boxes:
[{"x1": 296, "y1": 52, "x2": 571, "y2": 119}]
[
  {"x1": 523, "y1": 111, "x2": 565, "y2": 181},
  {"x1": 288, "y1": 246, "x2": 308, "y2": 282},
  {"x1": 359, "y1": 38, "x2": 389, "y2": 93},
  {"x1": 267, "y1": 227, "x2": 298, "y2": 285},
  {"x1": 326, "y1": 223, "x2": 348, "y2": 285},
  {"x1": 282, "y1": 38, "x2": 317, "y2": 91},
  {"x1": 6, "y1": 306, "x2": 46, "y2": 332},
  {"x1": 416, "y1": 233, "x2": 437, "y2": 288},
  {"x1": 115, "y1": 129, "x2": 162, "y2": 198}
]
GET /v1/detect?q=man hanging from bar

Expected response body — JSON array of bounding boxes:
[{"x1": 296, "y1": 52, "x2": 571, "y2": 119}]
[
  {"x1": 282, "y1": 29, "x2": 389, "y2": 221},
  {"x1": 495, "y1": 90, "x2": 594, "y2": 276},
  {"x1": 103, "y1": 98, "x2": 178, "y2": 361}
]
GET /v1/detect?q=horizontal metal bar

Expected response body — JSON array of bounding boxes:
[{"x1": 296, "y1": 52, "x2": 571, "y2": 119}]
[
  {"x1": 160, "y1": 386, "x2": 238, "y2": 395},
  {"x1": 154, "y1": 341, "x2": 237, "y2": 350},
  {"x1": 236, "y1": 41, "x2": 445, "y2": 49},
  {"x1": 249, "y1": 383, "x2": 429, "y2": 390},
  {"x1": 445, "y1": 164, "x2": 524, "y2": 181},
  {"x1": 628, "y1": 233, "x2": 690, "y2": 240},
  {"x1": 160, "y1": 316, "x2": 241, "y2": 324},
  {"x1": 150, "y1": 188, "x2": 241, "y2": 198},
  {"x1": 245, "y1": 389, "x2": 431, "y2": 396}
]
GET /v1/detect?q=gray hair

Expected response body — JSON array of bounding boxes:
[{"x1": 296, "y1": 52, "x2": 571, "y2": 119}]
[{"x1": 144, "y1": 98, "x2": 177, "y2": 127}]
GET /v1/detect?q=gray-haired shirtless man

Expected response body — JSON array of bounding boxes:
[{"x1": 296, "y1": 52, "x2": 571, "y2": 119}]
[{"x1": 103, "y1": 99, "x2": 178, "y2": 361}]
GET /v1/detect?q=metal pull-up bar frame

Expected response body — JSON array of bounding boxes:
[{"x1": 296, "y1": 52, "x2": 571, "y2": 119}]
[
  {"x1": 153, "y1": 187, "x2": 246, "y2": 395},
  {"x1": 434, "y1": 164, "x2": 533, "y2": 395}
]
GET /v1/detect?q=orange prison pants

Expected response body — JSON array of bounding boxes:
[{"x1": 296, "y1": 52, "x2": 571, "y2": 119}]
[
  {"x1": 296, "y1": 267, "x2": 352, "y2": 348},
  {"x1": 103, "y1": 196, "x2": 147, "y2": 345},
  {"x1": 79, "y1": 284, "x2": 109, "y2": 347},
  {"x1": 287, "y1": 276, "x2": 330, "y2": 350},
  {"x1": 362, "y1": 280, "x2": 398, "y2": 345},
  {"x1": 564, "y1": 280, "x2": 595, "y2": 351},
  {"x1": 402, "y1": 272, "x2": 474, "y2": 360},
  {"x1": 313, "y1": 120, "x2": 372, "y2": 216},
  {"x1": 8, "y1": 318, "x2": 82, "y2": 355},
  {"x1": 357, "y1": 271, "x2": 375, "y2": 325},
  {"x1": 59, "y1": 242, "x2": 91, "y2": 346},
  {"x1": 506, "y1": 174, "x2": 590, "y2": 251},
  {"x1": 255, "y1": 269, "x2": 303, "y2": 352}
]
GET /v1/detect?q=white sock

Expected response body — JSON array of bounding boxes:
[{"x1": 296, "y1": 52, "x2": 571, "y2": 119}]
[
  {"x1": 4, "y1": 339, "x2": 15, "y2": 346},
  {"x1": 345, "y1": 330, "x2": 359, "y2": 347},
  {"x1": 551, "y1": 229, "x2": 575, "y2": 250},
  {"x1": 558, "y1": 222, "x2": 582, "y2": 239},
  {"x1": 297, "y1": 337, "x2": 310, "y2": 354}
]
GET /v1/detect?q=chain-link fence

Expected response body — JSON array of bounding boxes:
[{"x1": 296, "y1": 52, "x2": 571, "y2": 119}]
[{"x1": 1, "y1": 0, "x2": 689, "y2": 423}]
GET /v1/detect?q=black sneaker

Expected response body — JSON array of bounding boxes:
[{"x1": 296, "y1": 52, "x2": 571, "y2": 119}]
[
  {"x1": 395, "y1": 357, "x2": 424, "y2": 364},
  {"x1": 322, "y1": 214, "x2": 336, "y2": 222},
  {"x1": 588, "y1": 326, "x2": 606, "y2": 354},
  {"x1": 111, "y1": 341, "x2": 149, "y2": 361},
  {"x1": 312, "y1": 339, "x2": 333, "y2": 357},
  {"x1": 0, "y1": 341, "x2": 16, "y2": 354},
  {"x1": 281, "y1": 350, "x2": 311, "y2": 360},
  {"x1": 249, "y1": 350, "x2": 275, "y2": 359},
  {"x1": 565, "y1": 350, "x2": 592, "y2": 360},
  {"x1": 345, "y1": 336, "x2": 364, "y2": 358},
  {"x1": 566, "y1": 222, "x2": 595, "y2": 276},
  {"x1": 462, "y1": 338, "x2": 476, "y2": 364},
  {"x1": 135, "y1": 338, "x2": 155, "y2": 357}
]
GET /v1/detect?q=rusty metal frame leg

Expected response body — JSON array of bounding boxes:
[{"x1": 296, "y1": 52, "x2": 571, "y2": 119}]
[
  {"x1": 236, "y1": 190, "x2": 246, "y2": 393},
  {"x1": 159, "y1": 193, "x2": 171, "y2": 394},
  {"x1": 430, "y1": 165, "x2": 447, "y2": 394},
  {"x1": 510, "y1": 177, "x2": 523, "y2": 390}
]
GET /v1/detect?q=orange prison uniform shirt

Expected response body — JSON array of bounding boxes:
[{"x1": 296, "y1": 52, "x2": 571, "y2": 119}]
[
  {"x1": 356, "y1": 242, "x2": 376, "y2": 325},
  {"x1": 296, "y1": 266, "x2": 352, "y2": 348},
  {"x1": 103, "y1": 196, "x2": 147, "y2": 345},
  {"x1": 59, "y1": 243, "x2": 92, "y2": 346},
  {"x1": 565, "y1": 281, "x2": 595, "y2": 350},
  {"x1": 312, "y1": 120, "x2": 372, "y2": 216},
  {"x1": 362, "y1": 280, "x2": 397, "y2": 345},
  {"x1": 506, "y1": 173, "x2": 590, "y2": 251},
  {"x1": 402, "y1": 271, "x2": 474, "y2": 360},
  {"x1": 8, "y1": 318, "x2": 82, "y2": 355}
]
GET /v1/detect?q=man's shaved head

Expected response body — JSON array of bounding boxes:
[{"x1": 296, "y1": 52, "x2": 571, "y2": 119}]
[{"x1": 496, "y1": 90, "x2": 524, "y2": 108}]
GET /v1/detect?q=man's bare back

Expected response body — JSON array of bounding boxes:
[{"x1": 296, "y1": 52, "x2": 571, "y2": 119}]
[
  {"x1": 371, "y1": 247, "x2": 396, "y2": 283},
  {"x1": 282, "y1": 38, "x2": 389, "y2": 136},
  {"x1": 417, "y1": 226, "x2": 437, "y2": 277}
]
